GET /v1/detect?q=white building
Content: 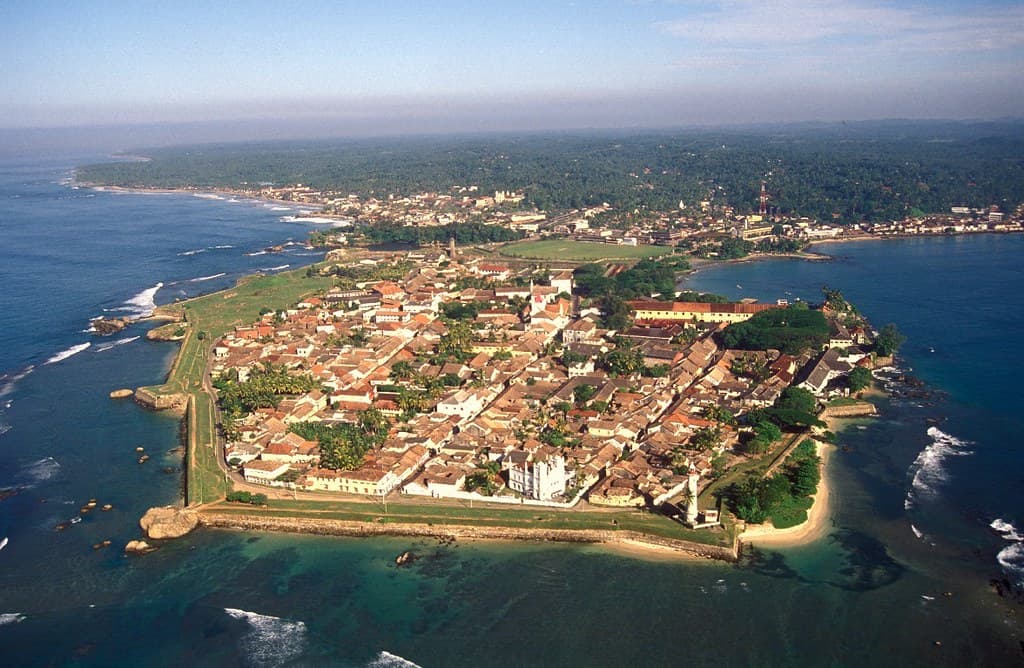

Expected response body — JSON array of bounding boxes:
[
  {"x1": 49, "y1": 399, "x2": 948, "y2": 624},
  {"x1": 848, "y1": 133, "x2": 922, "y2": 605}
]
[{"x1": 507, "y1": 451, "x2": 569, "y2": 501}]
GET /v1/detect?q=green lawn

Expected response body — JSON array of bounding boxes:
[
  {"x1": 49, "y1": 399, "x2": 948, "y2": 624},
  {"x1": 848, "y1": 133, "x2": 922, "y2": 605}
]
[{"x1": 499, "y1": 239, "x2": 671, "y2": 261}]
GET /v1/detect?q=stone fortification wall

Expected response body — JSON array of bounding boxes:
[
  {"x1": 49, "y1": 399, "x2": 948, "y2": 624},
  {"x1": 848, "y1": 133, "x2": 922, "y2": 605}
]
[
  {"x1": 821, "y1": 402, "x2": 877, "y2": 418},
  {"x1": 197, "y1": 512, "x2": 739, "y2": 562}
]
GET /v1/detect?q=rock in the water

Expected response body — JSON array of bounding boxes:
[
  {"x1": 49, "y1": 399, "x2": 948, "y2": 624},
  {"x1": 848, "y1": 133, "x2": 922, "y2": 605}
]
[
  {"x1": 139, "y1": 506, "x2": 198, "y2": 540},
  {"x1": 109, "y1": 389, "x2": 134, "y2": 399},
  {"x1": 91, "y1": 317, "x2": 131, "y2": 335},
  {"x1": 125, "y1": 539, "x2": 154, "y2": 554}
]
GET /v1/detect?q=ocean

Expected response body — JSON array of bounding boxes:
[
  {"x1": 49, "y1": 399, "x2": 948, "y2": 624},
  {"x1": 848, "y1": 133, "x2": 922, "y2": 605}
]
[{"x1": 0, "y1": 157, "x2": 1022, "y2": 666}]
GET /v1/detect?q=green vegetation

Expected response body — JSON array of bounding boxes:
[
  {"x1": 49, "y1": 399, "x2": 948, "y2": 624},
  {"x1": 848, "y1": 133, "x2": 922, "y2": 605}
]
[
  {"x1": 727, "y1": 439, "x2": 821, "y2": 528},
  {"x1": 77, "y1": 122, "x2": 1024, "y2": 222},
  {"x1": 719, "y1": 305, "x2": 830, "y2": 354},
  {"x1": 226, "y1": 491, "x2": 268, "y2": 506},
  {"x1": 848, "y1": 366, "x2": 873, "y2": 392},
  {"x1": 289, "y1": 409, "x2": 390, "y2": 471},
  {"x1": 756, "y1": 386, "x2": 824, "y2": 430},
  {"x1": 573, "y1": 256, "x2": 690, "y2": 300},
  {"x1": 365, "y1": 221, "x2": 522, "y2": 246},
  {"x1": 501, "y1": 239, "x2": 670, "y2": 261},
  {"x1": 213, "y1": 363, "x2": 320, "y2": 415},
  {"x1": 874, "y1": 323, "x2": 906, "y2": 357}
]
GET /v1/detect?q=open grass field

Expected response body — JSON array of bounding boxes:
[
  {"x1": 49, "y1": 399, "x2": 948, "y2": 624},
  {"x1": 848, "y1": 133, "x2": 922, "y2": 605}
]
[
  {"x1": 203, "y1": 496, "x2": 736, "y2": 546},
  {"x1": 499, "y1": 239, "x2": 671, "y2": 261}
]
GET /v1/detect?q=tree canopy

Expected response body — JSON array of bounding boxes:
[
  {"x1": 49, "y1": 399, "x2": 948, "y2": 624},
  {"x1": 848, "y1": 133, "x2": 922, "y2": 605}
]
[{"x1": 719, "y1": 306, "x2": 830, "y2": 354}]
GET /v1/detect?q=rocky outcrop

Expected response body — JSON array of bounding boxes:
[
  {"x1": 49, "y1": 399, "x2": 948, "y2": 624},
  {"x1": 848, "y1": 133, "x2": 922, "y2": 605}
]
[
  {"x1": 146, "y1": 323, "x2": 186, "y2": 341},
  {"x1": 91, "y1": 316, "x2": 131, "y2": 335},
  {"x1": 109, "y1": 389, "x2": 134, "y2": 399},
  {"x1": 125, "y1": 539, "x2": 155, "y2": 554},
  {"x1": 134, "y1": 387, "x2": 188, "y2": 412},
  {"x1": 139, "y1": 506, "x2": 199, "y2": 540}
]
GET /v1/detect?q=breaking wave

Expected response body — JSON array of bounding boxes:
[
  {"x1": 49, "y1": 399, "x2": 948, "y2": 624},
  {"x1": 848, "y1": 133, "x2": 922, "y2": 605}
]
[
  {"x1": 113, "y1": 283, "x2": 163, "y2": 318},
  {"x1": 245, "y1": 250, "x2": 268, "y2": 256},
  {"x1": 192, "y1": 193, "x2": 223, "y2": 200},
  {"x1": 259, "y1": 265, "x2": 289, "y2": 272},
  {"x1": 178, "y1": 244, "x2": 235, "y2": 257},
  {"x1": 367, "y1": 651, "x2": 424, "y2": 668},
  {"x1": 992, "y1": 518, "x2": 1023, "y2": 541},
  {"x1": 0, "y1": 366, "x2": 33, "y2": 399},
  {"x1": 94, "y1": 336, "x2": 139, "y2": 353},
  {"x1": 992, "y1": 519, "x2": 1024, "y2": 583},
  {"x1": 223, "y1": 608, "x2": 307, "y2": 667},
  {"x1": 189, "y1": 273, "x2": 227, "y2": 283},
  {"x1": 280, "y1": 215, "x2": 350, "y2": 226},
  {"x1": 904, "y1": 427, "x2": 972, "y2": 509},
  {"x1": 0, "y1": 613, "x2": 26, "y2": 625},
  {"x1": 44, "y1": 343, "x2": 91, "y2": 365}
]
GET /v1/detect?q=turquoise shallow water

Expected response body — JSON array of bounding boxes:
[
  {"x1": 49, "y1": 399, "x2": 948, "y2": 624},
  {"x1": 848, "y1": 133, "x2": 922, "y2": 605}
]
[{"x1": 0, "y1": 159, "x2": 1022, "y2": 666}]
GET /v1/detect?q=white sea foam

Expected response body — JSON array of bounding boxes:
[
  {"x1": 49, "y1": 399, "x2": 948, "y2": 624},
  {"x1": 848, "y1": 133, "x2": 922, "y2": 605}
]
[
  {"x1": 0, "y1": 613, "x2": 26, "y2": 625},
  {"x1": 0, "y1": 366, "x2": 33, "y2": 399},
  {"x1": 259, "y1": 265, "x2": 290, "y2": 272},
  {"x1": 366, "y1": 651, "x2": 424, "y2": 668},
  {"x1": 245, "y1": 250, "x2": 268, "y2": 256},
  {"x1": 903, "y1": 427, "x2": 972, "y2": 509},
  {"x1": 44, "y1": 343, "x2": 91, "y2": 365},
  {"x1": 212, "y1": 244, "x2": 234, "y2": 249},
  {"x1": 177, "y1": 248, "x2": 206, "y2": 256},
  {"x1": 189, "y1": 273, "x2": 227, "y2": 283},
  {"x1": 997, "y1": 543, "x2": 1024, "y2": 582},
  {"x1": 223, "y1": 608, "x2": 307, "y2": 667},
  {"x1": 114, "y1": 283, "x2": 163, "y2": 318},
  {"x1": 991, "y1": 518, "x2": 1024, "y2": 541},
  {"x1": 20, "y1": 457, "x2": 60, "y2": 485},
  {"x1": 270, "y1": 206, "x2": 291, "y2": 211},
  {"x1": 94, "y1": 336, "x2": 140, "y2": 353},
  {"x1": 193, "y1": 193, "x2": 223, "y2": 200},
  {"x1": 280, "y1": 215, "x2": 351, "y2": 226}
]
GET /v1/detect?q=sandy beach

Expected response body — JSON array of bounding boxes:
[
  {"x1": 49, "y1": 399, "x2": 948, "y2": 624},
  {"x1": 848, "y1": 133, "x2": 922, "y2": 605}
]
[{"x1": 738, "y1": 440, "x2": 835, "y2": 548}]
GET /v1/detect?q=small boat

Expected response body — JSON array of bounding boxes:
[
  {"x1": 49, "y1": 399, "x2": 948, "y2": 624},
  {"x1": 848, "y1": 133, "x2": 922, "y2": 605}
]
[
  {"x1": 0, "y1": 536, "x2": 8, "y2": 551},
  {"x1": 138, "y1": 455, "x2": 149, "y2": 464},
  {"x1": 70, "y1": 516, "x2": 82, "y2": 525}
]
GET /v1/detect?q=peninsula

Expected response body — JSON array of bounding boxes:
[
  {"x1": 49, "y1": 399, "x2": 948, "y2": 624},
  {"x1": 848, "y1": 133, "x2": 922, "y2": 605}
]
[{"x1": 134, "y1": 239, "x2": 891, "y2": 560}]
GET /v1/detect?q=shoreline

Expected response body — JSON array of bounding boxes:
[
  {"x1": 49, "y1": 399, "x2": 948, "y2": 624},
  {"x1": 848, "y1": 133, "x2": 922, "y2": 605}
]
[
  {"x1": 195, "y1": 511, "x2": 740, "y2": 562},
  {"x1": 737, "y1": 439, "x2": 835, "y2": 548},
  {"x1": 73, "y1": 181, "x2": 348, "y2": 220}
]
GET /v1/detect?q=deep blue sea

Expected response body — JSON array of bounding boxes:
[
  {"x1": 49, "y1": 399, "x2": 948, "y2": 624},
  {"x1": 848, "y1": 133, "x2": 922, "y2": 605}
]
[{"x1": 1, "y1": 158, "x2": 1022, "y2": 667}]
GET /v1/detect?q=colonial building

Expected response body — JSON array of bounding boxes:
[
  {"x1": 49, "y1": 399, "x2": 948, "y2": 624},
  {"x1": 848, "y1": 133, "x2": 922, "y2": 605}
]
[
  {"x1": 507, "y1": 451, "x2": 568, "y2": 501},
  {"x1": 628, "y1": 300, "x2": 778, "y2": 324}
]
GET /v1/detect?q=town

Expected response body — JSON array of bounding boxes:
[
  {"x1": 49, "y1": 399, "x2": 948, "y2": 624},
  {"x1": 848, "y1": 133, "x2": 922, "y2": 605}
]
[
  {"x1": 208, "y1": 242, "x2": 889, "y2": 528},
  {"x1": 258, "y1": 180, "x2": 1023, "y2": 253}
]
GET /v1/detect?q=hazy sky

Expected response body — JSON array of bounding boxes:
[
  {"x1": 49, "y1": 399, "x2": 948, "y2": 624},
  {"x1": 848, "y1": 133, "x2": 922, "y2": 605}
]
[{"x1": 3, "y1": 0, "x2": 1023, "y2": 135}]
